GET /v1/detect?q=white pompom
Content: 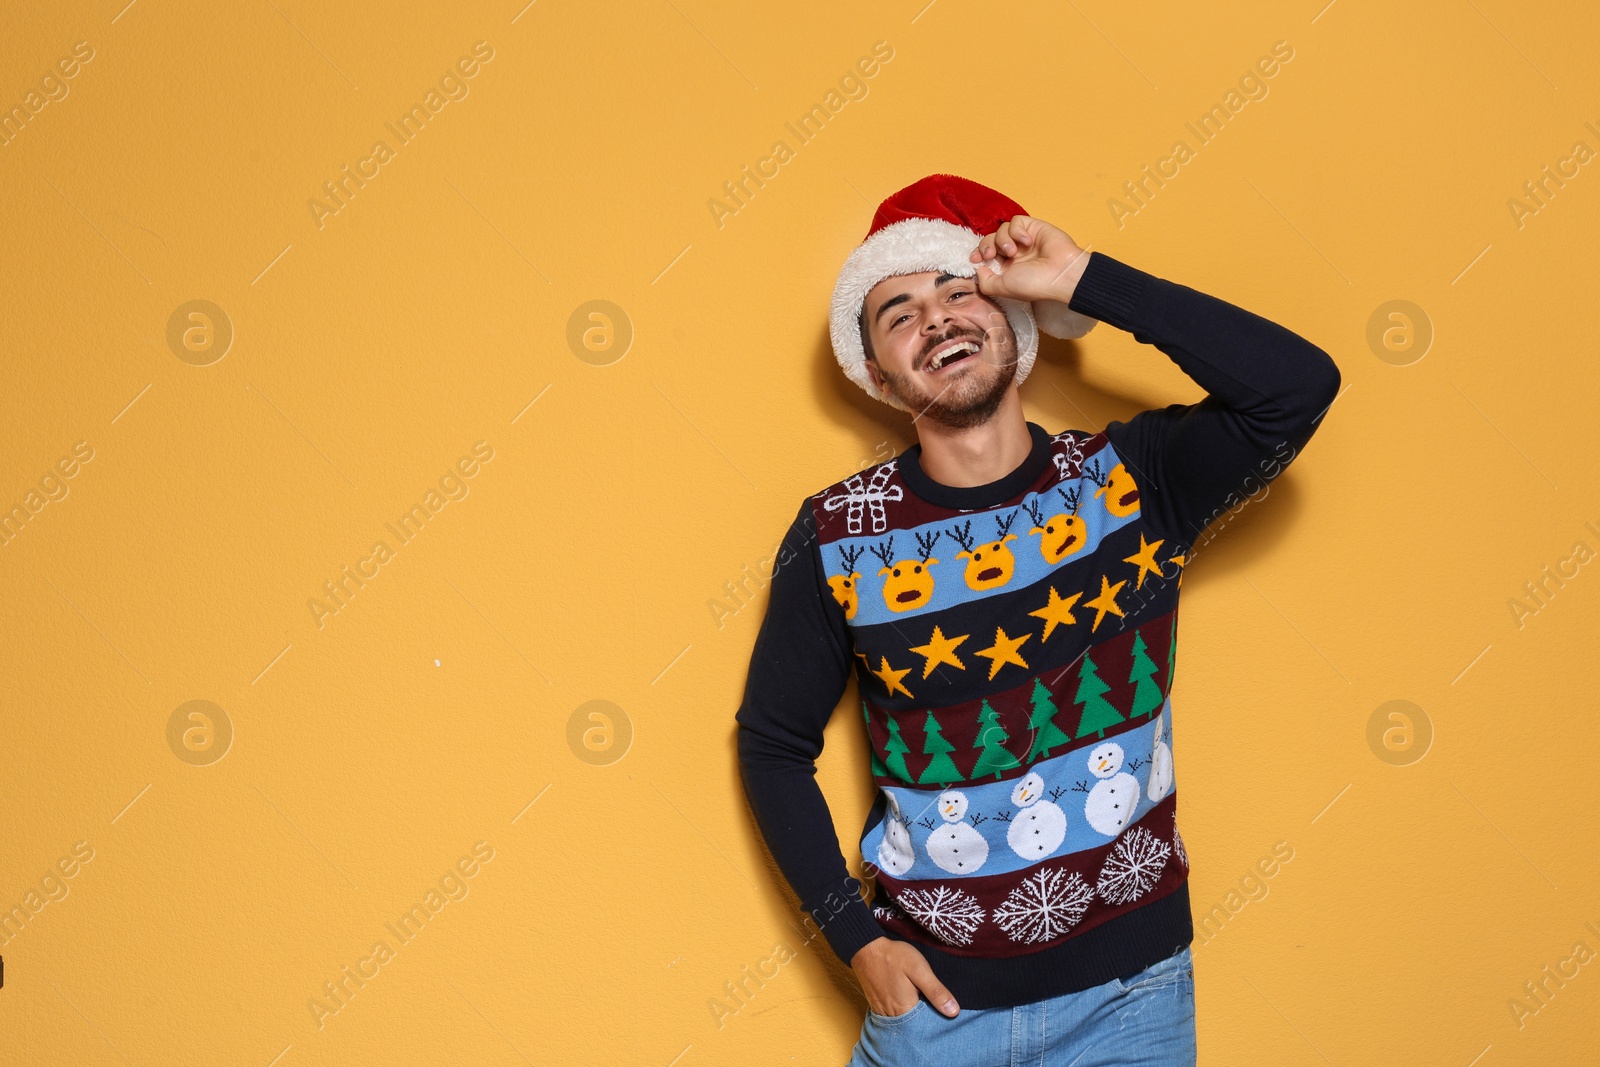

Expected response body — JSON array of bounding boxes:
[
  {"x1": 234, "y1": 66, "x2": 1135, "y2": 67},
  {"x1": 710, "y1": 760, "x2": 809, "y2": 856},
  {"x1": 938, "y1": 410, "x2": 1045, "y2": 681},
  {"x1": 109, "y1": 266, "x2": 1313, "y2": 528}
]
[{"x1": 1033, "y1": 299, "x2": 1097, "y2": 340}]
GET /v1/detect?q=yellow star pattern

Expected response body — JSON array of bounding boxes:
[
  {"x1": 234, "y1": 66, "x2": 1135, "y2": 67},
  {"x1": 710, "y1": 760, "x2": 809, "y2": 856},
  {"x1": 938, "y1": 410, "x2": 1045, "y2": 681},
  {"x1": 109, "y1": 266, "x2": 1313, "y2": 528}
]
[
  {"x1": 1123, "y1": 533, "x2": 1166, "y2": 590},
  {"x1": 1169, "y1": 551, "x2": 1188, "y2": 588},
  {"x1": 1028, "y1": 586, "x2": 1082, "y2": 642},
  {"x1": 1083, "y1": 574, "x2": 1127, "y2": 632},
  {"x1": 974, "y1": 627, "x2": 1031, "y2": 681},
  {"x1": 872, "y1": 657, "x2": 914, "y2": 699},
  {"x1": 908, "y1": 626, "x2": 969, "y2": 678}
]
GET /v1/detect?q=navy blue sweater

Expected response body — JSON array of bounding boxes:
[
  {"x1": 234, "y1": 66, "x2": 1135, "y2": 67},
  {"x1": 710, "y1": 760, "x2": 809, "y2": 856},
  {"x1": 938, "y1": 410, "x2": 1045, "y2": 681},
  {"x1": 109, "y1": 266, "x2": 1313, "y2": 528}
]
[{"x1": 735, "y1": 252, "x2": 1340, "y2": 1008}]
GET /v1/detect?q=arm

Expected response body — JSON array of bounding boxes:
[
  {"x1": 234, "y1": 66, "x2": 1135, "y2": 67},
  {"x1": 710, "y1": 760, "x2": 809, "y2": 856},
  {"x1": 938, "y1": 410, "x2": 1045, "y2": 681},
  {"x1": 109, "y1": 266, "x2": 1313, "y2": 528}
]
[
  {"x1": 970, "y1": 218, "x2": 1341, "y2": 550},
  {"x1": 1065, "y1": 250, "x2": 1341, "y2": 549},
  {"x1": 734, "y1": 498, "x2": 884, "y2": 966}
]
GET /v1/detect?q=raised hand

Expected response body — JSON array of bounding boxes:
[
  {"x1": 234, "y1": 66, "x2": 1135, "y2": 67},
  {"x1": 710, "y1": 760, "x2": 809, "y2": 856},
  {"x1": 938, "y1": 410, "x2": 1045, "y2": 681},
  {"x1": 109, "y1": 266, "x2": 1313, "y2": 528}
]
[{"x1": 968, "y1": 215, "x2": 1091, "y2": 306}]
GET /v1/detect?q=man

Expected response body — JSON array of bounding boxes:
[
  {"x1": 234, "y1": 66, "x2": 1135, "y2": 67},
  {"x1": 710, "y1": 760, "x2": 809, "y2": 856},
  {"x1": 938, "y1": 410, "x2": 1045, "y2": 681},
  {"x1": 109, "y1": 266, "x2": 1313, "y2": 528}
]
[{"x1": 734, "y1": 174, "x2": 1340, "y2": 1065}]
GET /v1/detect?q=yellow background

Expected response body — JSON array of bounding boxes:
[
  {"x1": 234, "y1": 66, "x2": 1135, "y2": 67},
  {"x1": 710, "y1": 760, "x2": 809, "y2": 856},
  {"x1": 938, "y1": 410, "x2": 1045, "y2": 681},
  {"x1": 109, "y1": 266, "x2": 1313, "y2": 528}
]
[{"x1": 2, "y1": 0, "x2": 1597, "y2": 1063}]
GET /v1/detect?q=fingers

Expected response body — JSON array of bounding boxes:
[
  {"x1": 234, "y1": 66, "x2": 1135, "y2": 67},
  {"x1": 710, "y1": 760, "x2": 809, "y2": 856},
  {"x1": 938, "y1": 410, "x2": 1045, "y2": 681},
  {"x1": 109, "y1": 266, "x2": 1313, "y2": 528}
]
[
  {"x1": 968, "y1": 215, "x2": 1036, "y2": 266},
  {"x1": 906, "y1": 952, "x2": 960, "y2": 1017},
  {"x1": 1000, "y1": 217, "x2": 1035, "y2": 255},
  {"x1": 971, "y1": 238, "x2": 1007, "y2": 278},
  {"x1": 973, "y1": 257, "x2": 1003, "y2": 293},
  {"x1": 969, "y1": 226, "x2": 1011, "y2": 263},
  {"x1": 1011, "y1": 215, "x2": 1035, "y2": 248},
  {"x1": 869, "y1": 982, "x2": 920, "y2": 1017},
  {"x1": 971, "y1": 239, "x2": 1005, "y2": 282}
]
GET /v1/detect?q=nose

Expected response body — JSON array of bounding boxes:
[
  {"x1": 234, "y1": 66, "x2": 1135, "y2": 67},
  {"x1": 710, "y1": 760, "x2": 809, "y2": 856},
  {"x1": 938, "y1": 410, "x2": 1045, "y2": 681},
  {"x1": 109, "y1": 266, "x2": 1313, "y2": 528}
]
[{"x1": 923, "y1": 303, "x2": 956, "y2": 332}]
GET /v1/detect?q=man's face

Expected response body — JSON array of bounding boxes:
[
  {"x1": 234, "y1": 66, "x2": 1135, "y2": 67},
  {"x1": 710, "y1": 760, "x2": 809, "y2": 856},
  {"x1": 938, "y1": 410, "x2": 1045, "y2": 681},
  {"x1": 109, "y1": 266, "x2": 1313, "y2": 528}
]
[{"x1": 860, "y1": 270, "x2": 1018, "y2": 427}]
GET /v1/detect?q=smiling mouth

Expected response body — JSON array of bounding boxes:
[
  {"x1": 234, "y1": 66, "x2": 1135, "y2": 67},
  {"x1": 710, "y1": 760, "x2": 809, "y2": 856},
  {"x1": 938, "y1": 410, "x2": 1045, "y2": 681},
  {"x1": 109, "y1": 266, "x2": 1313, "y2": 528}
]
[{"x1": 924, "y1": 338, "x2": 982, "y2": 373}]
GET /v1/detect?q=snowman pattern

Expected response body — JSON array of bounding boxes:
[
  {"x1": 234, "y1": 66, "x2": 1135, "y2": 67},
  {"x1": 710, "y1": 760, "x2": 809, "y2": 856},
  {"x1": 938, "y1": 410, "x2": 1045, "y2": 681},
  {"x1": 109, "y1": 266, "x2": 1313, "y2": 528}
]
[
  {"x1": 1078, "y1": 741, "x2": 1143, "y2": 837},
  {"x1": 1004, "y1": 771, "x2": 1068, "y2": 860},
  {"x1": 925, "y1": 790, "x2": 990, "y2": 874},
  {"x1": 1147, "y1": 710, "x2": 1173, "y2": 803},
  {"x1": 876, "y1": 791, "x2": 916, "y2": 876}
]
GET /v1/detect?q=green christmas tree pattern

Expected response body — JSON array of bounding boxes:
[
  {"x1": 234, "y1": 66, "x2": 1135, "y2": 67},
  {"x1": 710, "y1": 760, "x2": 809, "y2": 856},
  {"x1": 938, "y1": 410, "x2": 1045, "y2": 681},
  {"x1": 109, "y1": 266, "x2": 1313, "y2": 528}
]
[
  {"x1": 969, "y1": 700, "x2": 1022, "y2": 780},
  {"x1": 864, "y1": 700, "x2": 889, "y2": 777},
  {"x1": 1025, "y1": 677, "x2": 1073, "y2": 761},
  {"x1": 865, "y1": 614, "x2": 1183, "y2": 783},
  {"x1": 918, "y1": 710, "x2": 962, "y2": 787},
  {"x1": 1072, "y1": 651, "x2": 1125, "y2": 740},
  {"x1": 1126, "y1": 630, "x2": 1163, "y2": 720},
  {"x1": 882, "y1": 715, "x2": 913, "y2": 783}
]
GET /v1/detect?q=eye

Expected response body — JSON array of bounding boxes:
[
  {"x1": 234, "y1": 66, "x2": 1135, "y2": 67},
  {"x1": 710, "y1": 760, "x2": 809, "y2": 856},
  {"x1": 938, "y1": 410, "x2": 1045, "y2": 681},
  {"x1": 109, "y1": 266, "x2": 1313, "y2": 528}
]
[
  {"x1": 891, "y1": 313, "x2": 910, "y2": 327},
  {"x1": 949, "y1": 288, "x2": 972, "y2": 300}
]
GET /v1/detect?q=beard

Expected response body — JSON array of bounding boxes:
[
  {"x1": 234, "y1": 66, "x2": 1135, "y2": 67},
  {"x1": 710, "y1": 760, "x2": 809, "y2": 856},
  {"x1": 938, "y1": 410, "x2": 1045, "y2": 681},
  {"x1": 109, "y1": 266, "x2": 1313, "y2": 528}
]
[{"x1": 875, "y1": 324, "x2": 1019, "y2": 429}]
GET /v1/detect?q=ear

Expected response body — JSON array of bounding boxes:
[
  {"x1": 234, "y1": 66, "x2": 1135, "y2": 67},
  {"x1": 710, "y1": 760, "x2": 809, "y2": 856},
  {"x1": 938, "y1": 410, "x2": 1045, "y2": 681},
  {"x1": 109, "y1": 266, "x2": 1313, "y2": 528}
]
[{"x1": 862, "y1": 357, "x2": 885, "y2": 391}]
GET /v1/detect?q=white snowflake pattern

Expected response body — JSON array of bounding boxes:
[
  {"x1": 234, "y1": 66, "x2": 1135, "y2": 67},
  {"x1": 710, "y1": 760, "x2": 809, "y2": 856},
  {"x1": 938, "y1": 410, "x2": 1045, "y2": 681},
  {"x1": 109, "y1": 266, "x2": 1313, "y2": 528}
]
[
  {"x1": 1173, "y1": 822, "x2": 1188, "y2": 870},
  {"x1": 896, "y1": 886, "x2": 986, "y2": 947},
  {"x1": 993, "y1": 868, "x2": 1094, "y2": 944},
  {"x1": 1096, "y1": 825, "x2": 1172, "y2": 905}
]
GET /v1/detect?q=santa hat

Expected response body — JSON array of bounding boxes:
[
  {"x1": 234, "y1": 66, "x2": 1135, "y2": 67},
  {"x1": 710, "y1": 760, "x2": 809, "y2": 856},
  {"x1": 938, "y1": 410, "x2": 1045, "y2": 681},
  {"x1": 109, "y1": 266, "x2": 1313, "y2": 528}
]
[{"x1": 829, "y1": 173, "x2": 1096, "y2": 411}]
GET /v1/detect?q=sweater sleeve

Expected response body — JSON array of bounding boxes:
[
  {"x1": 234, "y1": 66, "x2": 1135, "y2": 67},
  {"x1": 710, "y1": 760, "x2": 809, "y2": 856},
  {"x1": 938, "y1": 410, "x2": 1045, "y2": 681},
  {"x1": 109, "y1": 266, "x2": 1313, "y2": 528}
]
[
  {"x1": 1067, "y1": 251, "x2": 1342, "y2": 550},
  {"x1": 734, "y1": 497, "x2": 885, "y2": 966}
]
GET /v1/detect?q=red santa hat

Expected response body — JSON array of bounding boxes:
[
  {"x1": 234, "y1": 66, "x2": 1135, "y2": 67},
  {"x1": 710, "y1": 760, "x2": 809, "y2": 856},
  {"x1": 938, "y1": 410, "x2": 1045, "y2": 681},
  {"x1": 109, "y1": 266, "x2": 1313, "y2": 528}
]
[{"x1": 829, "y1": 173, "x2": 1096, "y2": 411}]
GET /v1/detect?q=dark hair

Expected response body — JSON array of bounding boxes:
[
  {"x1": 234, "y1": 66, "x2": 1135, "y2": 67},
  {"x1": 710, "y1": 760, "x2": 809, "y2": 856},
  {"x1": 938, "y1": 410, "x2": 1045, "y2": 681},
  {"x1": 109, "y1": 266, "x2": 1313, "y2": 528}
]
[{"x1": 858, "y1": 308, "x2": 875, "y2": 362}]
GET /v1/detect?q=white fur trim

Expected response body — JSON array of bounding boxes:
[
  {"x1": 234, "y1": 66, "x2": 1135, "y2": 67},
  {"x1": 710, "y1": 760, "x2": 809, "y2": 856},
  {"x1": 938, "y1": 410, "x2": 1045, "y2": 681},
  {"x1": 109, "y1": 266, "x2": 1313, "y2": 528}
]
[
  {"x1": 1033, "y1": 298, "x2": 1098, "y2": 340},
  {"x1": 830, "y1": 217, "x2": 1038, "y2": 412}
]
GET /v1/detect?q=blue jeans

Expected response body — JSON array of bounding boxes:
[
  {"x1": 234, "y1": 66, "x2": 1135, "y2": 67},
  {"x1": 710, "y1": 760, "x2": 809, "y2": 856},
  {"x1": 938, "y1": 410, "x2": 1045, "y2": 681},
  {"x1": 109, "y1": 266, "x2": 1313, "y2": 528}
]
[{"x1": 846, "y1": 946, "x2": 1195, "y2": 1066}]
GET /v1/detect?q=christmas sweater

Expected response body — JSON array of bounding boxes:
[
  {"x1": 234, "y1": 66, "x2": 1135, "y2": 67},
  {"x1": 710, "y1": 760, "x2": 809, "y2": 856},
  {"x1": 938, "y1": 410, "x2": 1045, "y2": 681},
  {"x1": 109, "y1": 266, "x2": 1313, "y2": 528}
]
[{"x1": 735, "y1": 251, "x2": 1341, "y2": 1009}]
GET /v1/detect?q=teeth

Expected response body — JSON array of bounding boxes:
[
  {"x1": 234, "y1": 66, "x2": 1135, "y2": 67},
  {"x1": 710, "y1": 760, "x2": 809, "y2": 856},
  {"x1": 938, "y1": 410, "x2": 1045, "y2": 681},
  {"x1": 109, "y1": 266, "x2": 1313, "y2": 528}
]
[{"x1": 929, "y1": 340, "x2": 979, "y2": 370}]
